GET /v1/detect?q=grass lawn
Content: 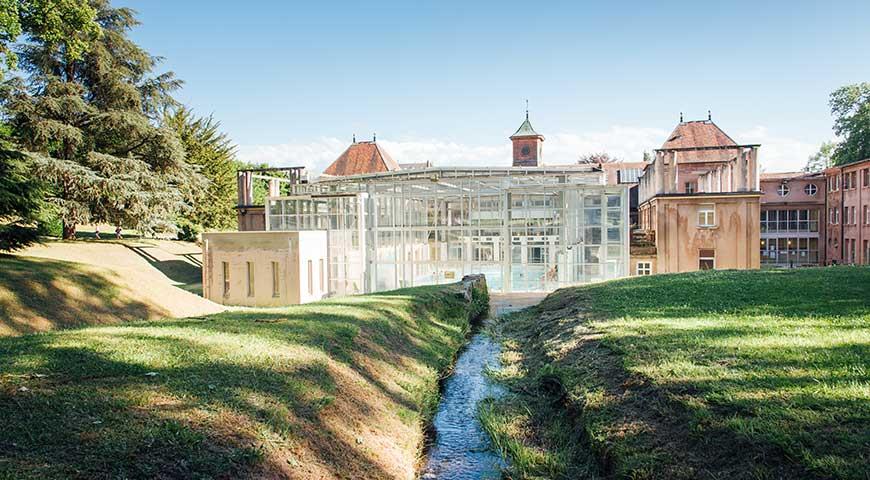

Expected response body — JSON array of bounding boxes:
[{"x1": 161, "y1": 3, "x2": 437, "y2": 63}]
[
  {"x1": 0, "y1": 255, "x2": 162, "y2": 336},
  {"x1": 485, "y1": 267, "x2": 870, "y2": 479},
  {"x1": 0, "y1": 281, "x2": 487, "y2": 479}
]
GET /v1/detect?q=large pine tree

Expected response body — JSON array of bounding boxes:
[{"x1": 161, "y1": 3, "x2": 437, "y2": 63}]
[
  {"x1": 163, "y1": 106, "x2": 237, "y2": 231},
  {"x1": 4, "y1": 0, "x2": 202, "y2": 238}
]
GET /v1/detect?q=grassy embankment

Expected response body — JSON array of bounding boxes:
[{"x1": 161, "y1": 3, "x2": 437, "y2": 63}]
[
  {"x1": 0, "y1": 255, "x2": 165, "y2": 336},
  {"x1": 0, "y1": 279, "x2": 488, "y2": 479},
  {"x1": 482, "y1": 267, "x2": 869, "y2": 479}
]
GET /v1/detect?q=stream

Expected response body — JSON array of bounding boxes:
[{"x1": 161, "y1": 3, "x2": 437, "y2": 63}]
[
  {"x1": 420, "y1": 329, "x2": 507, "y2": 480},
  {"x1": 421, "y1": 295, "x2": 542, "y2": 480}
]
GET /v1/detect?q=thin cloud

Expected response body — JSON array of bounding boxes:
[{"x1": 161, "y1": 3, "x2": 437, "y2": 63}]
[{"x1": 237, "y1": 125, "x2": 820, "y2": 176}]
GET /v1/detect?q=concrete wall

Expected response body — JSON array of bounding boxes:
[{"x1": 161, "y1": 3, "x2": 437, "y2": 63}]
[
  {"x1": 202, "y1": 231, "x2": 328, "y2": 306},
  {"x1": 649, "y1": 194, "x2": 760, "y2": 273}
]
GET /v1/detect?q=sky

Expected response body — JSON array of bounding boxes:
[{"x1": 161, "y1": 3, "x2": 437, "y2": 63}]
[{"x1": 122, "y1": 0, "x2": 870, "y2": 175}]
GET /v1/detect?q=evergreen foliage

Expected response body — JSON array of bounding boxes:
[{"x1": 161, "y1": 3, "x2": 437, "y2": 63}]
[
  {"x1": 0, "y1": 129, "x2": 43, "y2": 251},
  {"x1": 163, "y1": 106, "x2": 237, "y2": 231},
  {"x1": 3, "y1": 0, "x2": 203, "y2": 238}
]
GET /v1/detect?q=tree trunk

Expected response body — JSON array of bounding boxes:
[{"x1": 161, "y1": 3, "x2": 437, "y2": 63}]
[{"x1": 62, "y1": 222, "x2": 76, "y2": 240}]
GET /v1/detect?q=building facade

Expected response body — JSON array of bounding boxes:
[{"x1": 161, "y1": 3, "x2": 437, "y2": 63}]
[
  {"x1": 759, "y1": 172, "x2": 826, "y2": 267},
  {"x1": 201, "y1": 231, "x2": 328, "y2": 306},
  {"x1": 824, "y1": 158, "x2": 870, "y2": 265},
  {"x1": 636, "y1": 118, "x2": 762, "y2": 274},
  {"x1": 209, "y1": 114, "x2": 630, "y2": 305}
]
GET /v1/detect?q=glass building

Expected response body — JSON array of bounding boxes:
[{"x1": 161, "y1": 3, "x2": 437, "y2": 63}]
[{"x1": 265, "y1": 166, "x2": 630, "y2": 294}]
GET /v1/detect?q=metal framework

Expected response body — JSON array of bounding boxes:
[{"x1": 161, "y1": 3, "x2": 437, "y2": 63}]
[{"x1": 264, "y1": 167, "x2": 630, "y2": 294}]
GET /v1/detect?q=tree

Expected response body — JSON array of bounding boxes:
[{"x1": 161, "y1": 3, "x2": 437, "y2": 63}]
[
  {"x1": 163, "y1": 106, "x2": 237, "y2": 231},
  {"x1": 3, "y1": 0, "x2": 203, "y2": 238},
  {"x1": 0, "y1": 130, "x2": 43, "y2": 251},
  {"x1": 804, "y1": 141, "x2": 836, "y2": 172},
  {"x1": 829, "y1": 82, "x2": 870, "y2": 166},
  {"x1": 0, "y1": 0, "x2": 101, "y2": 75},
  {"x1": 578, "y1": 152, "x2": 620, "y2": 164}
]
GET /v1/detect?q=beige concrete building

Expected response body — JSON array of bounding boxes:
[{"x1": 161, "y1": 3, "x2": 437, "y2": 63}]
[
  {"x1": 635, "y1": 116, "x2": 761, "y2": 274},
  {"x1": 201, "y1": 231, "x2": 328, "y2": 306}
]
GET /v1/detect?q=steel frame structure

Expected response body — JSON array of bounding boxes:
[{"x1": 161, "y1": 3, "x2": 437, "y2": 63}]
[{"x1": 264, "y1": 167, "x2": 630, "y2": 294}]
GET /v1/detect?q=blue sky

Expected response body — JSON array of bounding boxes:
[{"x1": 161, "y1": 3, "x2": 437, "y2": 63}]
[{"x1": 123, "y1": 0, "x2": 870, "y2": 173}]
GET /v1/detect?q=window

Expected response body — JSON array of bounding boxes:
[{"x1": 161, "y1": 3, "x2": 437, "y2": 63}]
[
  {"x1": 222, "y1": 262, "x2": 230, "y2": 297},
  {"x1": 319, "y1": 258, "x2": 325, "y2": 291},
  {"x1": 271, "y1": 261, "x2": 280, "y2": 297},
  {"x1": 636, "y1": 262, "x2": 652, "y2": 275},
  {"x1": 865, "y1": 240, "x2": 869, "y2": 265},
  {"x1": 864, "y1": 168, "x2": 870, "y2": 187},
  {"x1": 685, "y1": 182, "x2": 695, "y2": 194},
  {"x1": 865, "y1": 205, "x2": 869, "y2": 225},
  {"x1": 699, "y1": 249, "x2": 715, "y2": 270},
  {"x1": 307, "y1": 260, "x2": 313, "y2": 295},
  {"x1": 804, "y1": 183, "x2": 817, "y2": 196},
  {"x1": 246, "y1": 262, "x2": 254, "y2": 297},
  {"x1": 698, "y1": 204, "x2": 715, "y2": 227},
  {"x1": 777, "y1": 183, "x2": 790, "y2": 197},
  {"x1": 618, "y1": 168, "x2": 642, "y2": 184}
]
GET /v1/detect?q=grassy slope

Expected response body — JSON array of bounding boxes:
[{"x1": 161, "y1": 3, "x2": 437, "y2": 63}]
[
  {"x1": 0, "y1": 255, "x2": 167, "y2": 336},
  {"x1": 486, "y1": 267, "x2": 870, "y2": 480},
  {"x1": 0, "y1": 282, "x2": 488, "y2": 479}
]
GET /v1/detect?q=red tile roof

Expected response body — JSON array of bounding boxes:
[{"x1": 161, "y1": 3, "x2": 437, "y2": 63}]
[
  {"x1": 323, "y1": 141, "x2": 400, "y2": 176},
  {"x1": 662, "y1": 121, "x2": 737, "y2": 149},
  {"x1": 661, "y1": 120, "x2": 740, "y2": 163}
]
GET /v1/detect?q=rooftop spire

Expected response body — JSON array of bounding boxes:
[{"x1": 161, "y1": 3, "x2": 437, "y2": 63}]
[
  {"x1": 708, "y1": 110, "x2": 712, "y2": 121},
  {"x1": 373, "y1": 132, "x2": 376, "y2": 142},
  {"x1": 680, "y1": 112, "x2": 684, "y2": 123},
  {"x1": 352, "y1": 133, "x2": 356, "y2": 143},
  {"x1": 525, "y1": 99, "x2": 529, "y2": 120}
]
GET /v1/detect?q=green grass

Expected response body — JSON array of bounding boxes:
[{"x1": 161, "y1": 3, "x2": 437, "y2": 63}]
[
  {"x1": 0, "y1": 255, "x2": 160, "y2": 336},
  {"x1": 487, "y1": 267, "x2": 870, "y2": 479},
  {"x1": 0, "y1": 282, "x2": 488, "y2": 479}
]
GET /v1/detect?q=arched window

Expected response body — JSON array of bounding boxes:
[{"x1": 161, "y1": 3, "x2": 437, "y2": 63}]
[{"x1": 804, "y1": 183, "x2": 817, "y2": 196}]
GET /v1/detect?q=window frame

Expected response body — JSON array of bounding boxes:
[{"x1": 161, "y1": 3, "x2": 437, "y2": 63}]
[
  {"x1": 777, "y1": 183, "x2": 790, "y2": 197},
  {"x1": 699, "y1": 249, "x2": 716, "y2": 270},
  {"x1": 246, "y1": 261, "x2": 255, "y2": 298},
  {"x1": 636, "y1": 261, "x2": 652, "y2": 275},
  {"x1": 271, "y1": 261, "x2": 280, "y2": 297},
  {"x1": 803, "y1": 183, "x2": 817, "y2": 196},
  {"x1": 222, "y1": 261, "x2": 230, "y2": 298},
  {"x1": 697, "y1": 204, "x2": 716, "y2": 228}
]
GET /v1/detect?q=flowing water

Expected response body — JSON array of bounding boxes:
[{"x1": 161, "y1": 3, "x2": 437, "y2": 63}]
[{"x1": 421, "y1": 294, "x2": 544, "y2": 480}]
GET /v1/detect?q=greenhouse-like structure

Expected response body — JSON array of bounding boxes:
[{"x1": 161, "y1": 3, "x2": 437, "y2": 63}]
[{"x1": 264, "y1": 166, "x2": 630, "y2": 294}]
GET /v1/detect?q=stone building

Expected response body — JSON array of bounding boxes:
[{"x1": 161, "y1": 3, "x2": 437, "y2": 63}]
[{"x1": 635, "y1": 117, "x2": 761, "y2": 274}]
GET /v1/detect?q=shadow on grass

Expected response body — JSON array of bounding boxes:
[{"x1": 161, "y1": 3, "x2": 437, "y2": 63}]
[
  {"x1": 0, "y1": 255, "x2": 162, "y2": 336},
  {"x1": 0, "y1": 283, "x2": 476, "y2": 479},
  {"x1": 124, "y1": 244, "x2": 203, "y2": 294},
  {"x1": 494, "y1": 267, "x2": 870, "y2": 479}
]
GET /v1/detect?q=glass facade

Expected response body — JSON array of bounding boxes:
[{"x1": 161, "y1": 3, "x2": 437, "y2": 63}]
[
  {"x1": 760, "y1": 237, "x2": 820, "y2": 266},
  {"x1": 265, "y1": 168, "x2": 629, "y2": 294}
]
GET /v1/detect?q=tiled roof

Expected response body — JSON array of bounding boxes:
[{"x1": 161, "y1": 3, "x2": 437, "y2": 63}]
[
  {"x1": 661, "y1": 120, "x2": 740, "y2": 163},
  {"x1": 510, "y1": 115, "x2": 544, "y2": 139},
  {"x1": 662, "y1": 120, "x2": 737, "y2": 149},
  {"x1": 323, "y1": 141, "x2": 400, "y2": 176}
]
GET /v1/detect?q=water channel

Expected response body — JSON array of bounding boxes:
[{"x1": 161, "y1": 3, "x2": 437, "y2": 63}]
[{"x1": 421, "y1": 294, "x2": 544, "y2": 480}]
